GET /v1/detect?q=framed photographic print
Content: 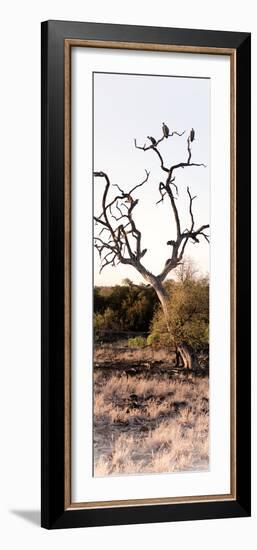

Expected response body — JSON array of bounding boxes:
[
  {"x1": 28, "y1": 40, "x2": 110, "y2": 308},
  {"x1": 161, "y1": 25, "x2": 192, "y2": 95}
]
[{"x1": 41, "y1": 20, "x2": 251, "y2": 529}]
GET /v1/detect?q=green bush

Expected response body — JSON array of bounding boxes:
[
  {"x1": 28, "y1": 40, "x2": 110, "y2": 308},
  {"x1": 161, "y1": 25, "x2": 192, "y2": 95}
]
[
  {"x1": 128, "y1": 336, "x2": 147, "y2": 348},
  {"x1": 146, "y1": 332, "x2": 172, "y2": 348},
  {"x1": 149, "y1": 277, "x2": 209, "y2": 350}
]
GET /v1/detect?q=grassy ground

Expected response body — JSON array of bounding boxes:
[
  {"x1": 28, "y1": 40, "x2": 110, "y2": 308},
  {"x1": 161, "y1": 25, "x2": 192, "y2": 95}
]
[{"x1": 93, "y1": 348, "x2": 209, "y2": 476}]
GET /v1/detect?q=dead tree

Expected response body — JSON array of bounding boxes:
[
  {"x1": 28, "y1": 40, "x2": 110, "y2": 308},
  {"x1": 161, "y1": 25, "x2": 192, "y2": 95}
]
[{"x1": 94, "y1": 127, "x2": 209, "y2": 369}]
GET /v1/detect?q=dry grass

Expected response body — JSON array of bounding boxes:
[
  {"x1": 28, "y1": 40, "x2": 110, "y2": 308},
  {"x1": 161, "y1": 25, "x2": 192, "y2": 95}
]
[
  {"x1": 94, "y1": 368, "x2": 209, "y2": 476},
  {"x1": 94, "y1": 343, "x2": 176, "y2": 366}
]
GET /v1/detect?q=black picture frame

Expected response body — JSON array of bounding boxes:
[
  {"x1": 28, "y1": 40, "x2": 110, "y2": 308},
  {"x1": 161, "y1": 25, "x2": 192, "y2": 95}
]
[{"x1": 41, "y1": 20, "x2": 251, "y2": 529}]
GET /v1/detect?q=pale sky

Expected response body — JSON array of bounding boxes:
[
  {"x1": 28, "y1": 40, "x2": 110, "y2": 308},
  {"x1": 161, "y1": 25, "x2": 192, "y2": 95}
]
[{"x1": 93, "y1": 72, "x2": 210, "y2": 286}]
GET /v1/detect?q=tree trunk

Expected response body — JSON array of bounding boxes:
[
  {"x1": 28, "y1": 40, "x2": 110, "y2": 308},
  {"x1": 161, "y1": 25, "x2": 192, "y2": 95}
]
[
  {"x1": 144, "y1": 274, "x2": 198, "y2": 370},
  {"x1": 177, "y1": 342, "x2": 198, "y2": 370}
]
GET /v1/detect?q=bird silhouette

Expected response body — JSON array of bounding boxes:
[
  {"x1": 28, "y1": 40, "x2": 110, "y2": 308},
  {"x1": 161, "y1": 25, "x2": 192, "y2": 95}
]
[
  {"x1": 162, "y1": 122, "x2": 169, "y2": 138},
  {"x1": 147, "y1": 136, "x2": 157, "y2": 146},
  {"x1": 190, "y1": 128, "x2": 195, "y2": 142}
]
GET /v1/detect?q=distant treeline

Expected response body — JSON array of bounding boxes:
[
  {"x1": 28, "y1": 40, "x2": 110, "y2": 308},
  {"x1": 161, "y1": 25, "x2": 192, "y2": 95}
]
[
  {"x1": 94, "y1": 275, "x2": 209, "y2": 350},
  {"x1": 94, "y1": 279, "x2": 158, "y2": 333}
]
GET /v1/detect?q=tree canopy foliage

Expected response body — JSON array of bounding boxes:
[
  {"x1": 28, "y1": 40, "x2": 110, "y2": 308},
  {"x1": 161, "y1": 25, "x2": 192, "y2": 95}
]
[{"x1": 148, "y1": 276, "x2": 209, "y2": 350}]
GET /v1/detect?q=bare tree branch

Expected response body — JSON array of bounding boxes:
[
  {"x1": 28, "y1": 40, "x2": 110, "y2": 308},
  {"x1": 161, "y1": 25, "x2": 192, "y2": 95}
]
[
  {"x1": 135, "y1": 129, "x2": 206, "y2": 176},
  {"x1": 93, "y1": 170, "x2": 151, "y2": 273},
  {"x1": 134, "y1": 138, "x2": 170, "y2": 172},
  {"x1": 94, "y1": 127, "x2": 209, "y2": 282}
]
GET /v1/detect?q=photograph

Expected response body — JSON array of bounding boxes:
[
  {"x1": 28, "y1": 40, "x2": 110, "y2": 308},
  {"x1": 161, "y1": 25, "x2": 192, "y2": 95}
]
[
  {"x1": 41, "y1": 20, "x2": 251, "y2": 529},
  {"x1": 93, "y1": 71, "x2": 210, "y2": 477}
]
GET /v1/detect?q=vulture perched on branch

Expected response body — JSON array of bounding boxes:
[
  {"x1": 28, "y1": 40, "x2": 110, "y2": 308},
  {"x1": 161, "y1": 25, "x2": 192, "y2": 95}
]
[
  {"x1": 190, "y1": 128, "x2": 195, "y2": 142},
  {"x1": 162, "y1": 122, "x2": 169, "y2": 138},
  {"x1": 147, "y1": 136, "x2": 157, "y2": 146}
]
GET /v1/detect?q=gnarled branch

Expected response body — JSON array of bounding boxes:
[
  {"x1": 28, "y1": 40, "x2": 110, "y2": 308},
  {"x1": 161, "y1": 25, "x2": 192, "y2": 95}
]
[
  {"x1": 94, "y1": 126, "x2": 209, "y2": 283},
  {"x1": 94, "y1": 170, "x2": 150, "y2": 273}
]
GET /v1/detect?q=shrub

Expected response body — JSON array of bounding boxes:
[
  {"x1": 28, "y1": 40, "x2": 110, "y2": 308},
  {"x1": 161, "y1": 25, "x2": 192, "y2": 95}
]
[
  {"x1": 146, "y1": 332, "x2": 172, "y2": 348},
  {"x1": 149, "y1": 277, "x2": 209, "y2": 350},
  {"x1": 128, "y1": 336, "x2": 147, "y2": 348}
]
